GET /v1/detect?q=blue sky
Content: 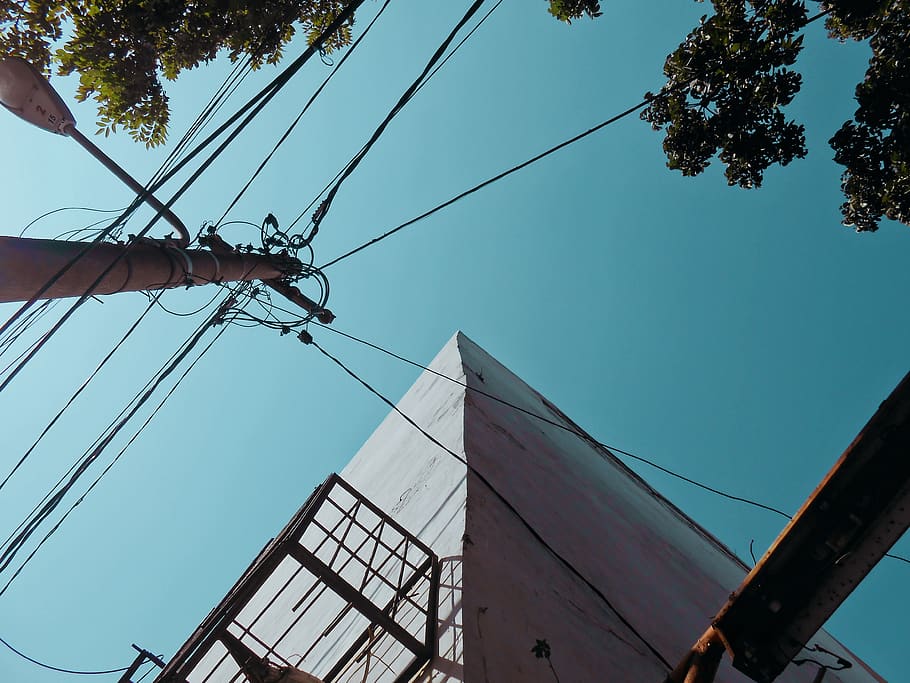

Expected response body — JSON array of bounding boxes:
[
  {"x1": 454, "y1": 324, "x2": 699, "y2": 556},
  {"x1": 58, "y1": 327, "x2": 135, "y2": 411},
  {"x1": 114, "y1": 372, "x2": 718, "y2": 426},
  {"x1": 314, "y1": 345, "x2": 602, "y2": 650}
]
[{"x1": 1, "y1": 1, "x2": 909, "y2": 680}]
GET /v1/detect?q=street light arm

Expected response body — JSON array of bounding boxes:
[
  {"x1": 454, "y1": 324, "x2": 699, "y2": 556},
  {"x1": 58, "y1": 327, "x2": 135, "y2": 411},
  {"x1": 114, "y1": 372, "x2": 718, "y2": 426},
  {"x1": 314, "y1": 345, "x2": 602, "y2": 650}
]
[{"x1": 64, "y1": 124, "x2": 190, "y2": 246}]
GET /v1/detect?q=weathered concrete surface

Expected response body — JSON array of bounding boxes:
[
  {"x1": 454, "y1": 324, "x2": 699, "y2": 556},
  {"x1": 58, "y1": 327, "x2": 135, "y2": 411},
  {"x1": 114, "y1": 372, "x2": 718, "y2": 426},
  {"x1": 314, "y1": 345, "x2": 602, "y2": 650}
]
[
  {"x1": 164, "y1": 331, "x2": 884, "y2": 683},
  {"x1": 340, "y1": 331, "x2": 882, "y2": 683}
]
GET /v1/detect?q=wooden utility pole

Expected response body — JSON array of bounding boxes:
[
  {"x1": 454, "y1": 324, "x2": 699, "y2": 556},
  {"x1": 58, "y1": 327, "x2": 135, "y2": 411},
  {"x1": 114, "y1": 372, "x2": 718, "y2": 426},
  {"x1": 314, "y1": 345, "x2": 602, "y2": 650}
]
[{"x1": 0, "y1": 236, "x2": 294, "y2": 302}]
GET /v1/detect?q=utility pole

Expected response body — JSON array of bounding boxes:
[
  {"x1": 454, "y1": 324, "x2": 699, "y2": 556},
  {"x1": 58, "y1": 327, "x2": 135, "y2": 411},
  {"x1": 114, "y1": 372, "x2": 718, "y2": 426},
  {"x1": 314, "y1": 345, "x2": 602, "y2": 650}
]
[
  {"x1": 0, "y1": 236, "x2": 297, "y2": 302},
  {"x1": 0, "y1": 57, "x2": 334, "y2": 322}
]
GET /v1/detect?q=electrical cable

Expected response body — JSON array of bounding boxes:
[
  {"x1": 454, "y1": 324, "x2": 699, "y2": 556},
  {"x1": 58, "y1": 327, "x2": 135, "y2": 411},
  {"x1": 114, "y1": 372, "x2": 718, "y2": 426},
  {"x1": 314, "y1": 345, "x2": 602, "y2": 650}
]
[
  {"x1": 310, "y1": 339, "x2": 674, "y2": 671},
  {"x1": 214, "y1": 0, "x2": 394, "y2": 228},
  {"x1": 0, "y1": 300, "x2": 241, "y2": 596},
  {"x1": 0, "y1": 300, "x2": 56, "y2": 360},
  {"x1": 410, "y1": 0, "x2": 503, "y2": 100},
  {"x1": 308, "y1": 322, "x2": 910, "y2": 567},
  {"x1": 286, "y1": 0, "x2": 503, "y2": 234},
  {"x1": 318, "y1": 96, "x2": 653, "y2": 269},
  {"x1": 0, "y1": 294, "x2": 161, "y2": 493},
  {"x1": 295, "y1": 0, "x2": 490, "y2": 245},
  {"x1": 0, "y1": 634, "x2": 128, "y2": 675},
  {"x1": 17, "y1": 206, "x2": 128, "y2": 238},
  {"x1": 134, "y1": 0, "x2": 368, "y2": 225},
  {"x1": 0, "y1": 0, "x2": 328, "y2": 377},
  {"x1": 0, "y1": 295, "x2": 238, "y2": 575}
]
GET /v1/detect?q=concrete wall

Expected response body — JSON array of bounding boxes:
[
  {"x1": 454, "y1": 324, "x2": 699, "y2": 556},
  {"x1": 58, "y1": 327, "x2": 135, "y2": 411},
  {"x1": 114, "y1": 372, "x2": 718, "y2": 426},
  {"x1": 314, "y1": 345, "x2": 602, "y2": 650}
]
[
  {"x1": 165, "y1": 331, "x2": 883, "y2": 683},
  {"x1": 340, "y1": 331, "x2": 882, "y2": 683}
]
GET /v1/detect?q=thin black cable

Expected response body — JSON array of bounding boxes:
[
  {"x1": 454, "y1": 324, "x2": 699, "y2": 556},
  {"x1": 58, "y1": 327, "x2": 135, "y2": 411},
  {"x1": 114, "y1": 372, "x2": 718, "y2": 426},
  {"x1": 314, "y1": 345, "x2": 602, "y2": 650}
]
[
  {"x1": 214, "y1": 0, "x2": 394, "y2": 227},
  {"x1": 319, "y1": 96, "x2": 653, "y2": 269},
  {"x1": 310, "y1": 322, "x2": 910, "y2": 567},
  {"x1": 0, "y1": 297, "x2": 235, "y2": 574},
  {"x1": 0, "y1": 298, "x2": 220, "y2": 555},
  {"x1": 0, "y1": 2, "x2": 358, "y2": 378},
  {"x1": 139, "y1": 0, "x2": 367, "y2": 218},
  {"x1": 286, "y1": 0, "x2": 503, "y2": 234},
  {"x1": 0, "y1": 634, "x2": 128, "y2": 675},
  {"x1": 411, "y1": 0, "x2": 502, "y2": 100},
  {"x1": 311, "y1": 340, "x2": 674, "y2": 671},
  {"x1": 0, "y1": 300, "x2": 55, "y2": 359},
  {"x1": 0, "y1": 294, "x2": 161, "y2": 493},
  {"x1": 0, "y1": 305, "x2": 239, "y2": 596},
  {"x1": 302, "y1": 0, "x2": 489, "y2": 243},
  {"x1": 17, "y1": 206, "x2": 127, "y2": 238}
]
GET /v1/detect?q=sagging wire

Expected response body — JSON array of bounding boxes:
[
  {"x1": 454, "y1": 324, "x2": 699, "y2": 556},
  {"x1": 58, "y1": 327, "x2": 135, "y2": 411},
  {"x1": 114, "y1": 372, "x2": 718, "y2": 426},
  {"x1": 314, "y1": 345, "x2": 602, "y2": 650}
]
[
  {"x1": 304, "y1": 336, "x2": 675, "y2": 672},
  {"x1": 0, "y1": 634, "x2": 129, "y2": 676},
  {"x1": 0, "y1": 291, "x2": 249, "y2": 597},
  {"x1": 284, "y1": 0, "x2": 491, "y2": 245},
  {"x1": 296, "y1": 321, "x2": 910, "y2": 569},
  {"x1": 17, "y1": 206, "x2": 128, "y2": 238},
  {"x1": 0, "y1": 289, "x2": 247, "y2": 580},
  {"x1": 212, "y1": 0, "x2": 395, "y2": 231}
]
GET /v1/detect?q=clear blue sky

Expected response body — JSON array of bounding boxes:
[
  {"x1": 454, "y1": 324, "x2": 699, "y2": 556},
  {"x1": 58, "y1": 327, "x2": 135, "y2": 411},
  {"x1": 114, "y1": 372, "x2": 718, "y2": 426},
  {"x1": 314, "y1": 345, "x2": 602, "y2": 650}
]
[{"x1": 1, "y1": 1, "x2": 908, "y2": 680}]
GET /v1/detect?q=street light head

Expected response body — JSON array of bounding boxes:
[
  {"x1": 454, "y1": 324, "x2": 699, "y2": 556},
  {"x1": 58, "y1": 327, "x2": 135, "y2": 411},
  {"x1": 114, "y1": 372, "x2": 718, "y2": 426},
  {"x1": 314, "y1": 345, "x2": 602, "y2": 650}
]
[{"x1": 0, "y1": 57, "x2": 75, "y2": 134}]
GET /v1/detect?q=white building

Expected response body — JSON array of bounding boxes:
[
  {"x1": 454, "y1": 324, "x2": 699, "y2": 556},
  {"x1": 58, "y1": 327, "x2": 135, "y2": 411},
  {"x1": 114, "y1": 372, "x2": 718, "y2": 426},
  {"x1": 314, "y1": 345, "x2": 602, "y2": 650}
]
[{"x1": 154, "y1": 332, "x2": 883, "y2": 683}]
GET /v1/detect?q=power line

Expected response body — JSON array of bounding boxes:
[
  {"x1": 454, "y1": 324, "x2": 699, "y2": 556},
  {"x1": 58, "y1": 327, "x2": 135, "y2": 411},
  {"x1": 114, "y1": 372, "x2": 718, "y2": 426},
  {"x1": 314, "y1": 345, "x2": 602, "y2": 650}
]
[
  {"x1": 214, "y1": 0, "x2": 394, "y2": 228},
  {"x1": 0, "y1": 295, "x2": 161, "y2": 493},
  {"x1": 0, "y1": 634, "x2": 128, "y2": 675},
  {"x1": 0, "y1": 2, "x2": 360, "y2": 389},
  {"x1": 286, "y1": 0, "x2": 504, "y2": 235},
  {"x1": 411, "y1": 0, "x2": 503, "y2": 100},
  {"x1": 308, "y1": 322, "x2": 910, "y2": 567},
  {"x1": 0, "y1": 295, "x2": 238, "y2": 576},
  {"x1": 318, "y1": 96, "x2": 653, "y2": 269},
  {"x1": 136, "y1": 0, "x2": 368, "y2": 237},
  {"x1": 291, "y1": 0, "x2": 491, "y2": 242},
  {"x1": 310, "y1": 338, "x2": 674, "y2": 671}
]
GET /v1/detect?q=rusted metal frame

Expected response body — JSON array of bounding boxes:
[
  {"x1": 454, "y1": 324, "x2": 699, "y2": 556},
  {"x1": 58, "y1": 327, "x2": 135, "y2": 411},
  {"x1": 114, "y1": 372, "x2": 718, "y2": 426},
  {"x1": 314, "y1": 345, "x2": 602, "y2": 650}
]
[
  {"x1": 708, "y1": 370, "x2": 910, "y2": 681},
  {"x1": 289, "y1": 517, "x2": 407, "y2": 665},
  {"x1": 424, "y1": 555, "x2": 441, "y2": 658},
  {"x1": 308, "y1": 514, "x2": 412, "y2": 598},
  {"x1": 321, "y1": 555, "x2": 437, "y2": 683},
  {"x1": 291, "y1": 514, "x2": 390, "y2": 620},
  {"x1": 308, "y1": 527, "x2": 395, "y2": 660},
  {"x1": 316, "y1": 497, "x2": 415, "y2": 578},
  {"x1": 290, "y1": 502, "x2": 372, "y2": 616},
  {"x1": 306, "y1": 491, "x2": 363, "y2": 562},
  {"x1": 330, "y1": 475, "x2": 436, "y2": 560},
  {"x1": 246, "y1": 500, "x2": 383, "y2": 666},
  {"x1": 328, "y1": 498, "x2": 364, "y2": 572},
  {"x1": 232, "y1": 562, "x2": 309, "y2": 651},
  {"x1": 286, "y1": 543, "x2": 425, "y2": 658},
  {"x1": 664, "y1": 627, "x2": 726, "y2": 683},
  {"x1": 158, "y1": 477, "x2": 336, "y2": 681},
  {"x1": 227, "y1": 623, "x2": 294, "y2": 669},
  {"x1": 331, "y1": 627, "x2": 386, "y2": 682},
  {"x1": 299, "y1": 530, "x2": 425, "y2": 668}
]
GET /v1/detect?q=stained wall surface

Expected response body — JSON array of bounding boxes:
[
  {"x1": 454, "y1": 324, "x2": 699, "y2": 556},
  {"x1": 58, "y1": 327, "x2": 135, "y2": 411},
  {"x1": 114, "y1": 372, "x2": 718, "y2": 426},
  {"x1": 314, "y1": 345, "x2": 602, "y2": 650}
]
[
  {"x1": 163, "y1": 331, "x2": 884, "y2": 682},
  {"x1": 340, "y1": 331, "x2": 883, "y2": 683}
]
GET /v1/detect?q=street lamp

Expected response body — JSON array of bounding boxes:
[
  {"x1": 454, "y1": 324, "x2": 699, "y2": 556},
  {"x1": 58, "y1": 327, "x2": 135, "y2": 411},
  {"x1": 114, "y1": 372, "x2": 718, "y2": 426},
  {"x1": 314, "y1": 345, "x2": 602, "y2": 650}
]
[{"x1": 0, "y1": 56, "x2": 190, "y2": 246}]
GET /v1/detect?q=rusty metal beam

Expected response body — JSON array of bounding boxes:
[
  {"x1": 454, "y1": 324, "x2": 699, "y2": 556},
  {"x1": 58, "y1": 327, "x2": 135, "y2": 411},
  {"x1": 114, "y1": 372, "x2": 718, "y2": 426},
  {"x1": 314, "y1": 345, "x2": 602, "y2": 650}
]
[
  {"x1": 668, "y1": 368, "x2": 910, "y2": 683},
  {"x1": 285, "y1": 543, "x2": 426, "y2": 657}
]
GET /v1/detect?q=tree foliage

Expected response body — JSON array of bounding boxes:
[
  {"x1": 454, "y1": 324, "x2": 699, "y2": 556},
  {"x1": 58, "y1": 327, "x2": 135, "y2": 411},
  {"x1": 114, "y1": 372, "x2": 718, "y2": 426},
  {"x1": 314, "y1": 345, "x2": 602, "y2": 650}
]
[
  {"x1": 547, "y1": 0, "x2": 603, "y2": 23},
  {"x1": 640, "y1": 0, "x2": 910, "y2": 232},
  {"x1": 0, "y1": 0, "x2": 352, "y2": 146}
]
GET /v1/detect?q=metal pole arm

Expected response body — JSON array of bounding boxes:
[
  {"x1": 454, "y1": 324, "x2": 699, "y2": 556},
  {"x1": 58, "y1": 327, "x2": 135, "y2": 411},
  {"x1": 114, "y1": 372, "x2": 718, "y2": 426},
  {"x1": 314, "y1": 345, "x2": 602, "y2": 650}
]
[{"x1": 64, "y1": 125, "x2": 190, "y2": 246}]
